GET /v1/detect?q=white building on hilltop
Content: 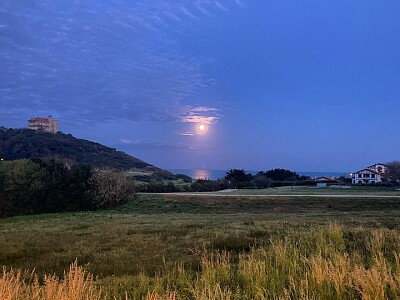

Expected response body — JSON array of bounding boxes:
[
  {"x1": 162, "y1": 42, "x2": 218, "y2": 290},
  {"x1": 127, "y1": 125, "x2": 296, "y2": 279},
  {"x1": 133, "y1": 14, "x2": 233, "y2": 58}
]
[
  {"x1": 28, "y1": 116, "x2": 59, "y2": 133},
  {"x1": 351, "y1": 163, "x2": 388, "y2": 184}
]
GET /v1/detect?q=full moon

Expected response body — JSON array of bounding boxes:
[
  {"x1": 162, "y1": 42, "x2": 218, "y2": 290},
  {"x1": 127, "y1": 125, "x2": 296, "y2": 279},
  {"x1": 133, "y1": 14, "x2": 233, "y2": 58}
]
[{"x1": 199, "y1": 124, "x2": 205, "y2": 131}]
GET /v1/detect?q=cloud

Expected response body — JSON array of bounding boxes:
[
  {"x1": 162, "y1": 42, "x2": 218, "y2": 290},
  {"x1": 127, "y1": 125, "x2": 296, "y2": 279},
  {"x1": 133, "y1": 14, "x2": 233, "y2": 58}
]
[
  {"x1": 0, "y1": 0, "x2": 242, "y2": 127},
  {"x1": 180, "y1": 6, "x2": 198, "y2": 19},
  {"x1": 120, "y1": 138, "x2": 140, "y2": 145},
  {"x1": 118, "y1": 139, "x2": 196, "y2": 152},
  {"x1": 215, "y1": 1, "x2": 229, "y2": 12},
  {"x1": 234, "y1": 0, "x2": 245, "y2": 7},
  {"x1": 180, "y1": 105, "x2": 222, "y2": 124}
]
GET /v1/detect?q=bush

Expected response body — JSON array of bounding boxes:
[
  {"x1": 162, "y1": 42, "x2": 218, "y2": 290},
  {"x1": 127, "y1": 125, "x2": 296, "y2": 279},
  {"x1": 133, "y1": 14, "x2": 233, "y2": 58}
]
[
  {"x1": 190, "y1": 179, "x2": 229, "y2": 192},
  {"x1": 90, "y1": 169, "x2": 135, "y2": 208},
  {"x1": 0, "y1": 159, "x2": 135, "y2": 217}
]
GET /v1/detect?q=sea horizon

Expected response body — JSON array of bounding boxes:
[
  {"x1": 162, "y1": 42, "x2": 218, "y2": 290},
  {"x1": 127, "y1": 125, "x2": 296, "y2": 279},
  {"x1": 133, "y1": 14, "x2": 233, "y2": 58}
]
[{"x1": 169, "y1": 169, "x2": 349, "y2": 180}]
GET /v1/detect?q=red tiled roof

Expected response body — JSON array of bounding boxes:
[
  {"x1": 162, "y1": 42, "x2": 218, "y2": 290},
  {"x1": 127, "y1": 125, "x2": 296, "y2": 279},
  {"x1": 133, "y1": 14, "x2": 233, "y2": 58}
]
[{"x1": 30, "y1": 117, "x2": 50, "y2": 123}]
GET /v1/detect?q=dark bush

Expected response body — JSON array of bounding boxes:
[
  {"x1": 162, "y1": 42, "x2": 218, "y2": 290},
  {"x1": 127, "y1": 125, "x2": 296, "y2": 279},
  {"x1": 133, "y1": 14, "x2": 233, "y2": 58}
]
[
  {"x1": 0, "y1": 159, "x2": 135, "y2": 217},
  {"x1": 190, "y1": 179, "x2": 229, "y2": 192}
]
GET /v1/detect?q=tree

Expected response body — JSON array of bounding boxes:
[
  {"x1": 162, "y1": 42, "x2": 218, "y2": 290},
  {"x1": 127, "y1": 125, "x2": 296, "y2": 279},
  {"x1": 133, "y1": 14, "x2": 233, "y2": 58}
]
[
  {"x1": 90, "y1": 169, "x2": 135, "y2": 208},
  {"x1": 385, "y1": 161, "x2": 400, "y2": 183},
  {"x1": 0, "y1": 159, "x2": 46, "y2": 216},
  {"x1": 253, "y1": 173, "x2": 272, "y2": 189},
  {"x1": 224, "y1": 169, "x2": 253, "y2": 189},
  {"x1": 263, "y1": 169, "x2": 302, "y2": 181}
]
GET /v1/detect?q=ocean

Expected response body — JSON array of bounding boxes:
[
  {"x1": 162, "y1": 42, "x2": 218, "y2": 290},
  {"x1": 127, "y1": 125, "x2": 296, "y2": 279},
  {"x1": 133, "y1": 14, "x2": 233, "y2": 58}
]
[{"x1": 169, "y1": 169, "x2": 348, "y2": 180}]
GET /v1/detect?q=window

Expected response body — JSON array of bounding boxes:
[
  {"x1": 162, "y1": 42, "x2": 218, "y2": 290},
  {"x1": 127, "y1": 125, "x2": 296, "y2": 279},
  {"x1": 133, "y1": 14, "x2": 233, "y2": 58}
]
[
  {"x1": 358, "y1": 173, "x2": 362, "y2": 178},
  {"x1": 371, "y1": 174, "x2": 376, "y2": 178}
]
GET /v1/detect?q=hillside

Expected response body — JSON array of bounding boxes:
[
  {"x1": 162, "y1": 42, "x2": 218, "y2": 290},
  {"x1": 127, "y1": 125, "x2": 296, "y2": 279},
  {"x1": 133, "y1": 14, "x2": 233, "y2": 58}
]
[{"x1": 0, "y1": 127, "x2": 177, "y2": 179}]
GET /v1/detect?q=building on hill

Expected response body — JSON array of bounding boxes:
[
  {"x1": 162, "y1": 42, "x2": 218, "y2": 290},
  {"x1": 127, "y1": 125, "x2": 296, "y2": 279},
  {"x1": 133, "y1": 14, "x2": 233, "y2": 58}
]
[
  {"x1": 351, "y1": 163, "x2": 388, "y2": 184},
  {"x1": 28, "y1": 116, "x2": 59, "y2": 133}
]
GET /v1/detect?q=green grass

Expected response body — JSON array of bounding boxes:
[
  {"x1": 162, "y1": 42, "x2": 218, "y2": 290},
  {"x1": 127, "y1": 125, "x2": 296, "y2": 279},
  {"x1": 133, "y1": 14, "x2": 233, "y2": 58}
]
[
  {"x1": 2, "y1": 192, "x2": 400, "y2": 298},
  {"x1": 227, "y1": 185, "x2": 400, "y2": 195}
]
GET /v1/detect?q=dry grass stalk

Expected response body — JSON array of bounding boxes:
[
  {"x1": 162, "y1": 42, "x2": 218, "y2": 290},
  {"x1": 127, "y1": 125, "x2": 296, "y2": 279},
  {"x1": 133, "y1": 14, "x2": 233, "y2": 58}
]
[{"x1": 0, "y1": 261, "x2": 103, "y2": 300}]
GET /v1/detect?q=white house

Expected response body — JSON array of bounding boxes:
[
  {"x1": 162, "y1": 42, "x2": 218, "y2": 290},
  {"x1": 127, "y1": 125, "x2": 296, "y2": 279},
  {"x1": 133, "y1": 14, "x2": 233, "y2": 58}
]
[{"x1": 351, "y1": 163, "x2": 388, "y2": 184}]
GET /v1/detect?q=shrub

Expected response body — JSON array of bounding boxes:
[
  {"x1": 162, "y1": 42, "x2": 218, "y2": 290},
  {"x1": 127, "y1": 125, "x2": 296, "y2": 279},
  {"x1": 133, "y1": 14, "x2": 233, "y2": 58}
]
[
  {"x1": 90, "y1": 169, "x2": 135, "y2": 208},
  {"x1": 0, "y1": 159, "x2": 135, "y2": 217}
]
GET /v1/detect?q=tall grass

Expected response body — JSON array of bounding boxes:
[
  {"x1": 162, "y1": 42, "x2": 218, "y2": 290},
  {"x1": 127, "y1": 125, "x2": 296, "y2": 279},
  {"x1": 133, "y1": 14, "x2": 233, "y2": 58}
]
[
  {"x1": 117, "y1": 224, "x2": 400, "y2": 299},
  {"x1": 0, "y1": 261, "x2": 103, "y2": 300},
  {"x1": 3, "y1": 225, "x2": 400, "y2": 299}
]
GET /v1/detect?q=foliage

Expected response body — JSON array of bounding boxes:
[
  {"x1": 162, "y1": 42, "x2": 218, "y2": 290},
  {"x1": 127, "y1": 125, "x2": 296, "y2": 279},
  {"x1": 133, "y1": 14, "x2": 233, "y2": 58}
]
[
  {"x1": 90, "y1": 169, "x2": 135, "y2": 208},
  {"x1": 260, "y1": 168, "x2": 308, "y2": 181},
  {"x1": 190, "y1": 179, "x2": 229, "y2": 192},
  {"x1": 224, "y1": 169, "x2": 253, "y2": 189},
  {"x1": 0, "y1": 159, "x2": 135, "y2": 217},
  {"x1": 0, "y1": 128, "x2": 167, "y2": 176},
  {"x1": 223, "y1": 169, "x2": 312, "y2": 189},
  {"x1": 252, "y1": 173, "x2": 272, "y2": 189},
  {"x1": 137, "y1": 179, "x2": 229, "y2": 193},
  {"x1": 385, "y1": 161, "x2": 400, "y2": 183},
  {"x1": 140, "y1": 182, "x2": 182, "y2": 193}
]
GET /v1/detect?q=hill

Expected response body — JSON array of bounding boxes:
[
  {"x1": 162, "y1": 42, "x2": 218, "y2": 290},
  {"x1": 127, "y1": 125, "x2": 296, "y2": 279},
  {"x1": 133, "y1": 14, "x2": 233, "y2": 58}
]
[{"x1": 0, "y1": 127, "x2": 181, "y2": 180}]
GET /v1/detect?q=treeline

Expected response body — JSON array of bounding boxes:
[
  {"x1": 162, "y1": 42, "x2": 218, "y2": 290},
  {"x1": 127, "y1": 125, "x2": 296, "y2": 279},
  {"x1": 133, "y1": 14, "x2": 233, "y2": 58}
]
[
  {"x1": 224, "y1": 168, "x2": 313, "y2": 189},
  {"x1": 0, "y1": 159, "x2": 134, "y2": 217},
  {"x1": 138, "y1": 168, "x2": 315, "y2": 193},
  {"x1": 137, "y1": 179, "x2": 229, "y2": 193}
]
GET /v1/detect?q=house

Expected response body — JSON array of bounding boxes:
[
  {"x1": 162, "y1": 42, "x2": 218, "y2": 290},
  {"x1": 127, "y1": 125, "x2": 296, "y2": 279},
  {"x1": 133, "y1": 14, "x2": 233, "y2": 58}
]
[
  {"x1": 28, "y1": 116, "x2": 59, "y2": 133},
  {"x1": 315, "y1": 176, "x2": 336, "y2": 182},
  {"x1": 351, "y1": 163, "x2": 388, "y2": 184}
]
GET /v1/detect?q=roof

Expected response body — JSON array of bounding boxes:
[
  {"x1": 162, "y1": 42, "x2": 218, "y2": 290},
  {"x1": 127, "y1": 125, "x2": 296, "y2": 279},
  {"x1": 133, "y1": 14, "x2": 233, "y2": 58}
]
[
  {"x1": 367, "y1": 163, "x2": 388, "y2": 168},
  {"x1": 316, "y1": 176, "x2": 334, "y2": 180},
  {"x1": 29, "y1": 117, "x2": 50, "y2": 123},
  {"x1": 353, "y1": 168, "x2": 380, "y2": 175}
]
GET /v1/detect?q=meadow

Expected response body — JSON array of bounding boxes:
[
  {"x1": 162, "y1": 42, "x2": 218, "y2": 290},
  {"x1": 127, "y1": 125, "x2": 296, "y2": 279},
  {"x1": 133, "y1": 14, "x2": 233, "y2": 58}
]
[{"x1": 2, "y1": 187, "x2": 400, "y2": 299}]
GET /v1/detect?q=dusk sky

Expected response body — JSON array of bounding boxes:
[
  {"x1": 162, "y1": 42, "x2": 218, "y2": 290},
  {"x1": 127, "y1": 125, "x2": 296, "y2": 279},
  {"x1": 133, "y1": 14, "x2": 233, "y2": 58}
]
[{"x1": 1, "y1": 0, "x2": 399, "y2": 172}]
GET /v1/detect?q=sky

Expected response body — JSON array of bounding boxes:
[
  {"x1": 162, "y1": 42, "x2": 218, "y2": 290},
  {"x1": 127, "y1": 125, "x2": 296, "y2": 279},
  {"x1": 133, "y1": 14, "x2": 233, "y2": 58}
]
[{"x1": 1, "y1": 0, "x2": 400, "y2": 172}]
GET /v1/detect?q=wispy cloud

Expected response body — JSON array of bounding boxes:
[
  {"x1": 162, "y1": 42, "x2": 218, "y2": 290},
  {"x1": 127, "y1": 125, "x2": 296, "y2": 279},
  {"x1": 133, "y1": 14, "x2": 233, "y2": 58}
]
[
  {"x1": 180, "y1": 6, "x2": 198, "y2": 19},
  {"x1": 178, "y1": 132, "x2": 196, "y2": 136},
  {"x1": 215, "y1": 1, "x2": 229, "y2": 12},
  {"x1": 118, "y1": 138, "x2": 205, "y2": 152},
  {"x1": 180, "y1": 105, "x2": 222, "y2": 124},
  {"x1": 234, "y1": 0, "x2": 245, "y2": 7},
  {"x1": 0, "y1": 0, "x2": 243, "y2": 127}
]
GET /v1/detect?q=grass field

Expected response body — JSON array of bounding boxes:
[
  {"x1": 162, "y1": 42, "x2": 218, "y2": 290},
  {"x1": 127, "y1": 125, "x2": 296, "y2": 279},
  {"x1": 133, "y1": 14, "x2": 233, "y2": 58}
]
[
  {"x1": 2, "y1": 189, "x2": 400, "y2": 299},
  {"x1": 226, "y1": 185, "x2": 400, "y2": 196}
]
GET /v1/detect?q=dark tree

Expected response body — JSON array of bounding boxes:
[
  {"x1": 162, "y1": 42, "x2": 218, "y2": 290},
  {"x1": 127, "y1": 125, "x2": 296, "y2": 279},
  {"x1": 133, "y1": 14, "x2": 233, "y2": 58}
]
[
  {"x1": 224, "y1": 169, "x2": 253, "y2": 188},
  {"x1": 264, "y1": 169, "x2": 302, "y2": 181},
  {"x1": 253, "y1": 173, "x2": 272, "y2": 189},
  {"x1": 385, "y1": 161, "x2": 400, "y2": 183}
]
